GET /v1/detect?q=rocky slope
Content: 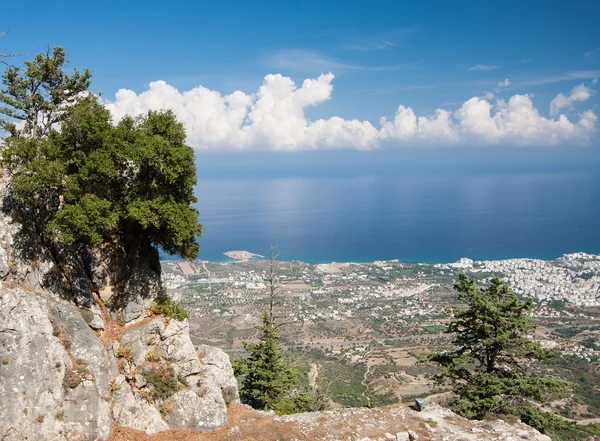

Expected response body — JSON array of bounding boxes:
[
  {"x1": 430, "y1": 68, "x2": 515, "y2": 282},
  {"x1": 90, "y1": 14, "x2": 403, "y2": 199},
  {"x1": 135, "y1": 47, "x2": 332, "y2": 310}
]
[{"x1": 0, "y1": 283, "x2": 239, "y2": 440}]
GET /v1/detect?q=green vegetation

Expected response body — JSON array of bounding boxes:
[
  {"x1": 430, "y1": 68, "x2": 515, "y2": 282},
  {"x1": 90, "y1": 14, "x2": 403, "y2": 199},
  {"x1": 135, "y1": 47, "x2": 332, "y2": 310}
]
[
  {"x1": 425, "y1": 274, "x2": 571, "y2": 436},
  {"x1": 142, "y1": 365, "x2": 187, "y2": 401},
  {"x1": 151, "y1": 289, "x2": 189, "y2": 321},
  {"x1": 234, "y1": 311, "x2": 299, "y2": 413},
  {"x1": 1, "y1": 47, "x2": 202, "y2": 260},
  {"x1": 543, "y1": 355, "x2": 600, "y2": 418},
  {"x1": 553, "y1": 423, "x2": 600, "y2": 441}
]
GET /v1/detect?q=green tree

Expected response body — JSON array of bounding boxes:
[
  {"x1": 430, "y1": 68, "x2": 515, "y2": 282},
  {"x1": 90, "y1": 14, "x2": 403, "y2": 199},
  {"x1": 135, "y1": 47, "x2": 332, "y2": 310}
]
[
  {"x1": 3, "y1": 95, "x2": 201, "y2": 259},
  {"x1": 0, "y1": 46, "x2": 90, "y2": 137},
  {"x1": 235, "y1": 310, "x2": 298, "y2": 411},
  {"x1": 234, "y1": 247, "x2": 327, "y2": 414},
  {"x1": 0, "y1": 48, "x2": 201, "y2": 263},
  {"x1": 425, "y1": 274, "x2": 570, "y2": 434}
]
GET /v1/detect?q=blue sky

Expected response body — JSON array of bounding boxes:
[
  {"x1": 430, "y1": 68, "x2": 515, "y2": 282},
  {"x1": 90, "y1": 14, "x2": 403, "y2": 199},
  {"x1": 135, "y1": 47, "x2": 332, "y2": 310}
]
[{"x1": 2, "y1": 0, "x2": 600, "y2": 151}]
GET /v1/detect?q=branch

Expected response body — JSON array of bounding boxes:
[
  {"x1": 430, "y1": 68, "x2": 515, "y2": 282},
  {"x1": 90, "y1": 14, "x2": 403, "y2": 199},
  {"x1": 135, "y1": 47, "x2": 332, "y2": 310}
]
[{"x1": 0, "y1": 27, "x2": 23, "y2": 67}]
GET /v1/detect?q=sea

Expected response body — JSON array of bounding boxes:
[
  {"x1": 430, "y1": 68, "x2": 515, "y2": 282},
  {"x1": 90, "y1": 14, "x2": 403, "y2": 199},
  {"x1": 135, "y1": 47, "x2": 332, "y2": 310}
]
[{"x1": 191, "y1": 148, "x2": 600, "y2": 264}]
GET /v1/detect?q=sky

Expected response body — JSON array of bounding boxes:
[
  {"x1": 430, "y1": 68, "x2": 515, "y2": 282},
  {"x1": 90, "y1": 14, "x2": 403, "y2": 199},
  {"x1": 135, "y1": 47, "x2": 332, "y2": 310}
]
[{"x1": 1, "y1": 0, "x2": 600, "y2": 153}]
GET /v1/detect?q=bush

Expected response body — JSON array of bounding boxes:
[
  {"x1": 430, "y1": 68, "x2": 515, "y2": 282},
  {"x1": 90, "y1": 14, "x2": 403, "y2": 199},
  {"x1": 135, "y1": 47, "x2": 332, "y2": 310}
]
[
  {"x1": 142, "y1": 365, "x2": 187, "y2": 401},
  {"x1": 151, "y1": 289, "x2": 189, "y2": 321}
]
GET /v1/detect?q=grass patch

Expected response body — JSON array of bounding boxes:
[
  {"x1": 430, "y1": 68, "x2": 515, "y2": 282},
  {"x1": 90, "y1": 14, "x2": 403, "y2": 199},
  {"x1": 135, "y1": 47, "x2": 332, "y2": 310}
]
[{"x1": 116, "y1": 342, "x2": 133, "y2": 362}]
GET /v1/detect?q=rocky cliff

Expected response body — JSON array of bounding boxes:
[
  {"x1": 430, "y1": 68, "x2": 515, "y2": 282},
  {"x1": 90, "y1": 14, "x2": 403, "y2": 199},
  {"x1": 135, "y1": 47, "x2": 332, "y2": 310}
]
[{"x1": 0, "y1": 171, "x2": 239, "y2": 441}]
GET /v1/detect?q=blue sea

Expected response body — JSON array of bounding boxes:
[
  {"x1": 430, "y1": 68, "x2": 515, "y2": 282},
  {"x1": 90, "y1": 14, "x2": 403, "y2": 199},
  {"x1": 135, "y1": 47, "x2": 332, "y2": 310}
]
[{"x1": 192, "y1": 149, "x2": 600, "y2": 264}]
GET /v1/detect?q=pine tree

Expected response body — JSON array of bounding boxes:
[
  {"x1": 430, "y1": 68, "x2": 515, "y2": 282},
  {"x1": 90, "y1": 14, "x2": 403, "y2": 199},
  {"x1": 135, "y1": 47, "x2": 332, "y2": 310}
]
[
  {"x1": 426, "y1": 273, "x2": 570, "y2": 434},
  {"x1": 236, "y1": 310, "x2": 297, "y2": 410},
  {"x1": 233, "y1": 247, "x2": 327, "y2": 414}
]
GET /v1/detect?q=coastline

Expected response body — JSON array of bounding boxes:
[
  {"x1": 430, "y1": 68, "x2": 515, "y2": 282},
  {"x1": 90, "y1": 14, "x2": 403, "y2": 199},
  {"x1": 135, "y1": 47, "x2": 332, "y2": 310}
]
[{"x1": 161, "y1": 250, "x2": 600, "y2": 266}]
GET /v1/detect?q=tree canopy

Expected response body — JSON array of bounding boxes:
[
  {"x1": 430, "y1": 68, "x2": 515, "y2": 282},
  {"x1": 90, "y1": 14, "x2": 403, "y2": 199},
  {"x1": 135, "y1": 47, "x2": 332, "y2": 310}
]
[
  {"x1": 426, "y1": 274, "x2": 570, "y2": 434},
  {"x1": 0, "y1": 47, "x2": 201, "y2": 260}
]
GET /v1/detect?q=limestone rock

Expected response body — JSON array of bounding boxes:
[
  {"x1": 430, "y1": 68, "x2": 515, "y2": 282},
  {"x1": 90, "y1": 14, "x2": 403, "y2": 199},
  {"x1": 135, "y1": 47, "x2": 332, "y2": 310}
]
[
  {"x1": 197, "y1": 343, "x2": 240, "y2": 404},
  {"x1": 275, "y1": 403, "x2": 552, "y2": 441},
  {"x1": 167, "y1": 385, "x2": 227, "y2": 431},
  {"x1": 0, "y1": 285, "x2": 112, "y2": 441},
  {"x1": 111, "y1": 375, "x2": 169, "y2": 434}
]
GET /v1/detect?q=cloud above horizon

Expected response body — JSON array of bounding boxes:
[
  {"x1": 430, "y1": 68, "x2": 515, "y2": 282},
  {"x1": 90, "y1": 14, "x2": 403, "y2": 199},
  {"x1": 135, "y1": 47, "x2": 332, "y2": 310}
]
[{"x1": 104, "y1": 73, "x2": 597, "y2": 151}]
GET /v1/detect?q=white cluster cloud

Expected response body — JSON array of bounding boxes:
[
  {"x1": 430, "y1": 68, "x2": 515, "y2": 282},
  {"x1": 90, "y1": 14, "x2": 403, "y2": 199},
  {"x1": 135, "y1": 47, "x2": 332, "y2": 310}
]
[
  {"x1": 550, "y1": 83, "x2": 593, "y2": 116},
  {"x1": 104, "y1": 73, "x2": 597, "y2": 151}
]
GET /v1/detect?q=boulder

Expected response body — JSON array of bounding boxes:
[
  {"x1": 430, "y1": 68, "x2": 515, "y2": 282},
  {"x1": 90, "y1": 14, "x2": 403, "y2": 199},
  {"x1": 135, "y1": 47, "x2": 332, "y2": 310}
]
[{"x1": 196, "y1": 343, "x2": 240, "y2": 404}]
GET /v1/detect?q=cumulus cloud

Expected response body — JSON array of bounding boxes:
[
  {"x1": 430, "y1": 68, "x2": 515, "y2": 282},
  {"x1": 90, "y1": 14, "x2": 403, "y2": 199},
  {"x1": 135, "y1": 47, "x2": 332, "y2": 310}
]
[
  {"x1": 549, "y1": 83, "x2": 593, "y2": 117},
  {"x1": 103, "y1": 73, "x2": 597, "y2": 150}
]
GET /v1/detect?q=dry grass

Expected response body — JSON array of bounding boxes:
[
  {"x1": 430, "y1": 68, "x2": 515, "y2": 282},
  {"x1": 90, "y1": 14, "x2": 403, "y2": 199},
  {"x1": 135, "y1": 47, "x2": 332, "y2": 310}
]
[{"x1": 103, "y1": 403, "x2": 436, "y2": 441}]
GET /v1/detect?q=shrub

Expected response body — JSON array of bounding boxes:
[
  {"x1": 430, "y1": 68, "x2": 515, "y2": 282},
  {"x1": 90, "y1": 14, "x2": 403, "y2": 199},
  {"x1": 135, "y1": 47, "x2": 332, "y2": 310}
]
[
  {"x1": 158, "y1": 399, "x2": 175, "y2": 416},
  {"x1": 151, "y1": 289, "x2": 189, "y2": 321},
  {"x1": 142, "y1": 365, "x2": 187, "y2": 401},
  {"x1": 108, "y1": 380, "x2": 119, "y2": 393}
]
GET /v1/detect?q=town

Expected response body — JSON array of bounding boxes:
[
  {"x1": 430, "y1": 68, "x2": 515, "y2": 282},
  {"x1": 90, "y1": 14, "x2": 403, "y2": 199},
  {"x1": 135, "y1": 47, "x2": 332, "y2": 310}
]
[{"x1": 160, "y1": 253, "x2": 600, "y2": 414}]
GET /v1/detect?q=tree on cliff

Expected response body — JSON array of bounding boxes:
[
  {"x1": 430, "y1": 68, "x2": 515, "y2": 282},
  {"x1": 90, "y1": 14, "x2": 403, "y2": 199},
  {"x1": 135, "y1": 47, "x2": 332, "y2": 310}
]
[
  {"x1": 425, "y1": 274, "x2": 570, "y2": 434},
  {"x1": 0, "y1": 46, "x2": 90, "y2": 138},
  {"x1": 0, "y1": 47, "x2": 202, "y2": 261}
]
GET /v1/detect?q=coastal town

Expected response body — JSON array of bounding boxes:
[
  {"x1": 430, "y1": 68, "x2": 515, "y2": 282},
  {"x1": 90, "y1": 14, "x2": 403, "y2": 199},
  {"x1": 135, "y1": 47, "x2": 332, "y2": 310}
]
[
  {"x1": 163, "y1": 252, "x2": 600, "y2": 329},
  {"x1": 160, "y1": 252, "x2": 600, "y2": 409}
]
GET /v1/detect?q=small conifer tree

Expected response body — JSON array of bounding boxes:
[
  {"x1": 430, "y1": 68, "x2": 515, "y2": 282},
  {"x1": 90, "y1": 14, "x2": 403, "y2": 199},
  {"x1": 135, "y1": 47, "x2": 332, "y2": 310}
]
[
  {"x1": 236, "y1": 310, "x2": 297, "y2": 410},
  {"x1": 234, "y1": 247, "x2": 327, "y2": 414}
]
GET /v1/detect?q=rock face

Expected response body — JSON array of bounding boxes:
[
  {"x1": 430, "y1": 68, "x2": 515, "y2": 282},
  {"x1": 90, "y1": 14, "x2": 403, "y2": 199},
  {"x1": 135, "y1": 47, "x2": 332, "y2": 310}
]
[
  {"x1": 273, "y1": 404, "x2": 554, "y2": 441},
  {"x1": 0, "y1": 283, "x2": 239, "y2": 440},
  {"x1": 0, "y1": 285, "x2": 112, "y2": 441},
  {"x1": 104, "y1": 402, "x2": 553, "y2": 441}
]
